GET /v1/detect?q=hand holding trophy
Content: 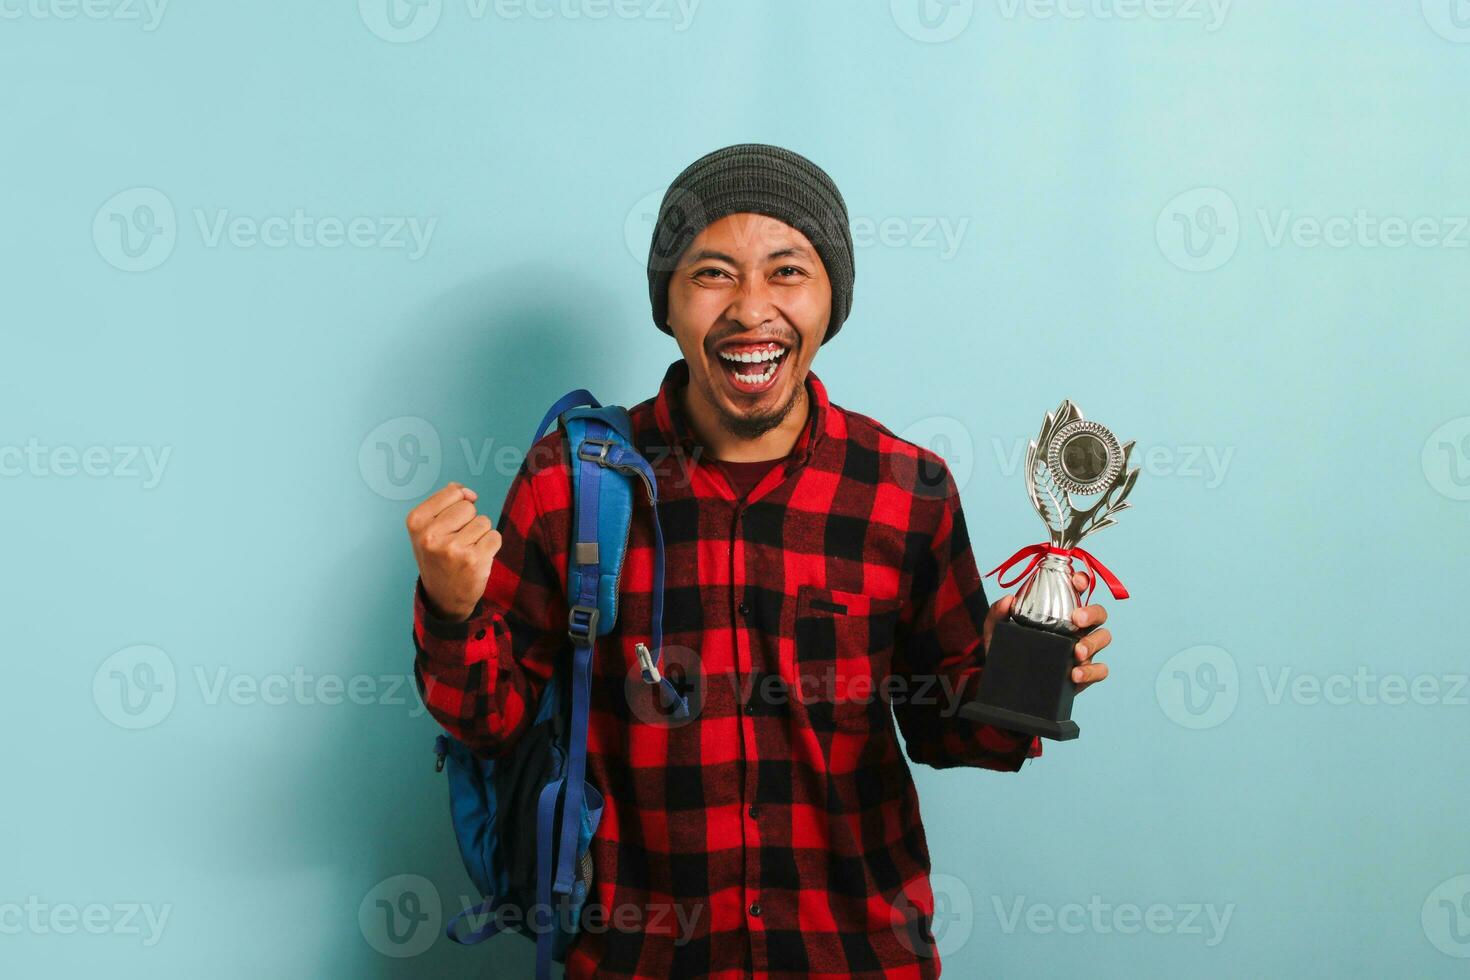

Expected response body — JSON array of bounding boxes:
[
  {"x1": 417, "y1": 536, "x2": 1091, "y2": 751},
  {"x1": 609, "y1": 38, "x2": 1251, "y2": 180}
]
[{"x1": 959, "y1": 400, "x2": 1139, "y2": 740}]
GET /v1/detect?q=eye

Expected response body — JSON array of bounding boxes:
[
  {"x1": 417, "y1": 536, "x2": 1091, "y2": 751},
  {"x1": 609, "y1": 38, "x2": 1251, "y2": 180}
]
[
  {"x1": 774, "y1": 265, "x2": 805, "y2": 278},
  {"x1": 695, "y1": 267, "x2": 731, "y2": 280}
]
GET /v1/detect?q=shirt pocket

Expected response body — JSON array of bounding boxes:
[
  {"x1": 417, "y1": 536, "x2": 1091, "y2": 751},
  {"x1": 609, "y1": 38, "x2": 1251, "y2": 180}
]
[{"x1": 792, "y1": 584, "x2": 904, "y2": 731}]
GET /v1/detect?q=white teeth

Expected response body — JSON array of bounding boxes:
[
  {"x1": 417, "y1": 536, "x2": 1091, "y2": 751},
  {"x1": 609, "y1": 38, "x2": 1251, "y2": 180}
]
[
  {"x1": 719, "y1": 346, "x2": 786, "y2": 364},
  {"x1": 731, "y1": 358, "x2": 779, "y2": 385}
]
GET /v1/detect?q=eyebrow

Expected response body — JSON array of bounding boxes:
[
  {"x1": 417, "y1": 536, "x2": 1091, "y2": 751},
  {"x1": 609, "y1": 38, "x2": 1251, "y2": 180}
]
[{"x1": 684, "y1": 245, "x2": 814, "y2": 265}]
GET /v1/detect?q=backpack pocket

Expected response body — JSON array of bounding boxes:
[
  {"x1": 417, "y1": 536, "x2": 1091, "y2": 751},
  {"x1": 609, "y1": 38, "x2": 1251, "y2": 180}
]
[{"x1": 492, "y1": 716, "x2": 562, "y2": 910}]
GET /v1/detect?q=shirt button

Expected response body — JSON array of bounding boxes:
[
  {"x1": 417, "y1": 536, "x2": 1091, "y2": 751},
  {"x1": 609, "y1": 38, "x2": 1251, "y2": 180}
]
[
  {"x1": 748, "y1": 902, "x2": 761, "y2": 917},
  {"x1": 738, "y1": 601, "x2": 750, "y2": 617},
  {"x1": 474, "y1": 628, "x2": 486, "y2": 640},
  {"x1": 747, "y1": 805, "x2": 759, "y2": 819}
]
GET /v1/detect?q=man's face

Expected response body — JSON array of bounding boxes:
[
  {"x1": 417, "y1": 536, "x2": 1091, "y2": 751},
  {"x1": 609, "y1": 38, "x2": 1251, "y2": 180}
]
[{"x1": 665, "y1": 212, "x2": 832, "y2": 441}]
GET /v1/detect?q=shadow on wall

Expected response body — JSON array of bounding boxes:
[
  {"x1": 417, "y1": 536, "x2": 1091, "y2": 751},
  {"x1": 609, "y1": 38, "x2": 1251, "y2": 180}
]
[{"x1": 275, "y1": 267, "x2": 622, "y2": 978}]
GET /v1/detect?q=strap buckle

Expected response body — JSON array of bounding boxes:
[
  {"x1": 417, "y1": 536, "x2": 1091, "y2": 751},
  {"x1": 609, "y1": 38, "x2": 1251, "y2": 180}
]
[
  {"x1": 577, "y1": 438, "x2": 614, "y2": 466},
  {"x1": 568, "y1": 604, "x2": 600, "y2": 644},
  {"x1": 634, "y1": 643, "x2": 660, "y2": 684}
]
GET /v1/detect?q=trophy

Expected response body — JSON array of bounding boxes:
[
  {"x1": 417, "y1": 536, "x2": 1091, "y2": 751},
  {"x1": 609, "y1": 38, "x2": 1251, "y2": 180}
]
[{"x1": 959, "y1": 400, "x2": 1138, "y2": 741}]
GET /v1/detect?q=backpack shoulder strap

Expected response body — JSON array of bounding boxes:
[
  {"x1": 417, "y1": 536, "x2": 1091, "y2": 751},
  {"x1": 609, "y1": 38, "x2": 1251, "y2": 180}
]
[
  {"x1": 530, "y1": 389, "x2": 690, "y2": 980},
  {"x1": 531, "y1": 388, "x2": 600, "y2": 445},
  {"x1": 553, "y1": 401, "x2": 679, "y2": 698}
]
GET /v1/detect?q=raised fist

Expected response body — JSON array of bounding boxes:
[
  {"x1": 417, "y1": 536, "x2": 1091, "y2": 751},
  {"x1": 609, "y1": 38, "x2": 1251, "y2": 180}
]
[{"x1": 405, "y1": 482, "x2": 502, "y2": 623}]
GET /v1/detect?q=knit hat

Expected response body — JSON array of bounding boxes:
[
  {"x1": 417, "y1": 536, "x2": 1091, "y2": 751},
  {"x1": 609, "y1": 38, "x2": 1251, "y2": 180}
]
[{"x1": 646, "y1": 143, "x2": 854, "y2": 345}]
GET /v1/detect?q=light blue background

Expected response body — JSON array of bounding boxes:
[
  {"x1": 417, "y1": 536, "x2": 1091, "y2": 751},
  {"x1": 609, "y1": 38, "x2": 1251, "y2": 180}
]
[{"x1": 4, "y1": 1, "x2": 1469, "y2": 976}]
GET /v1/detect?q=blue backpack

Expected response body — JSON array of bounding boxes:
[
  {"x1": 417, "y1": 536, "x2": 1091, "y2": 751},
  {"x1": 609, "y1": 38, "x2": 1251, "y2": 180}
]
[{"x1": 431, "y1": 388, "x2": 692, "y2": 979}]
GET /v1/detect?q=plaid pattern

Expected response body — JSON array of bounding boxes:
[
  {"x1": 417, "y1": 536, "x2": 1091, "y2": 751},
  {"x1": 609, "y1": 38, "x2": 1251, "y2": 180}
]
[{"x1": 413, "y1": 358, "x2": 1042, "y2": 979}]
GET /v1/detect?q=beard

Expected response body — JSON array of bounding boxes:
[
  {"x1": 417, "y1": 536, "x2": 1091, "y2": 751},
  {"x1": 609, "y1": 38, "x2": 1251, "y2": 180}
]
[{"x1": 695, "y1": 365, "x2": 806, "y2": 442}]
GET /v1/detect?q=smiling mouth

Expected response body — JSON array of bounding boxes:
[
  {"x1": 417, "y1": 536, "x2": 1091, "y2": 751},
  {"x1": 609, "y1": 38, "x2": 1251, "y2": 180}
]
[{"x1": 714, "y1": 341, "x2": 791, "y2": 395}]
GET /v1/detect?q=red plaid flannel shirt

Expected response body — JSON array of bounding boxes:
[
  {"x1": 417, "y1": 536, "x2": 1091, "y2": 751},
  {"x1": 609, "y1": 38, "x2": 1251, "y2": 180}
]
[{"x1": 413, "y1": 358, "x2": 1042, "y2": 979}]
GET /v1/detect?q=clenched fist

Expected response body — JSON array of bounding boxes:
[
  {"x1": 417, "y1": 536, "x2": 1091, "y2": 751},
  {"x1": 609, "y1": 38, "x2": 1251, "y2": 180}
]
[{"x1": 406, "y1": 482, "x2": 503, "y2": 623}]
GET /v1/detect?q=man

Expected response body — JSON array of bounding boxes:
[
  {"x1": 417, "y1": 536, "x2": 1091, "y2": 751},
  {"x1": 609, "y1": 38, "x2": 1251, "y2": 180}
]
[{"x1": 406, "y1": 143, "x2": 1113, "y2": 978}]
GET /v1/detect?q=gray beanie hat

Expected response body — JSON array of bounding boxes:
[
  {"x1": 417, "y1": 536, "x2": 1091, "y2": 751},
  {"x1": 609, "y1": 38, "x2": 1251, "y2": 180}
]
[{"x1": 646, "y1": 143, "x2": 854, "y2": 346}]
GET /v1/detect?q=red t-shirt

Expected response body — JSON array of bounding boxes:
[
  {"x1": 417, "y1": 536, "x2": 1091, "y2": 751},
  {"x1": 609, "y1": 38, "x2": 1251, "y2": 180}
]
[{"x1": 710, "y1": 454, "x2": 787, "y2": 500}]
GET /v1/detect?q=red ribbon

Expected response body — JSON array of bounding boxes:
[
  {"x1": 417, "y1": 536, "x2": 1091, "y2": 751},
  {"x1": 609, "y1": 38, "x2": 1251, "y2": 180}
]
[{"x1": 985, "y1": 543, "x2": 1130, "y2": 605}]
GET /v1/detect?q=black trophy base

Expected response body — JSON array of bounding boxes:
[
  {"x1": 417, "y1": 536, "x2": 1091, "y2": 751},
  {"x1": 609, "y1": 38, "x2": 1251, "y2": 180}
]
[{"x1": 959, "y1": 618, "x2": 1080, "y2": 741}]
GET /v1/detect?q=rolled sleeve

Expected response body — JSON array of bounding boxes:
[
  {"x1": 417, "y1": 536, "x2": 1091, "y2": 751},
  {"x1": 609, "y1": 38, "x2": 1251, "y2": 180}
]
[
  {"x1": 411, "y1": 433, "x2": 571, "y2": 759},
  {"x1": 891, "y1": 459, "x2": 1043, "y2": 772}
]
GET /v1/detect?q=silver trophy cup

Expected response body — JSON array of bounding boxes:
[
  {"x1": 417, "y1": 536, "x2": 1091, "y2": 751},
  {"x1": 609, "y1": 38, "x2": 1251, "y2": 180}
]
[{"x1": 960, "y1": 400, "x2": 1138, "y2": 740}]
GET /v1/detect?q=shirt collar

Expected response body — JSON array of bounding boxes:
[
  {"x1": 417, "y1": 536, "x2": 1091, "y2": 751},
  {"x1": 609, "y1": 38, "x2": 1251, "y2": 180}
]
[{"x1": 652, "y1": 357, "x2": 833, "y2": 472}]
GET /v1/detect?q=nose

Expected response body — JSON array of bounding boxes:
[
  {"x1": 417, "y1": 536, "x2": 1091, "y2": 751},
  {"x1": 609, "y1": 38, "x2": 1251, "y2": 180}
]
[{"x1": 723, "y1": 274, "x2": 776, "y2": 329}]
